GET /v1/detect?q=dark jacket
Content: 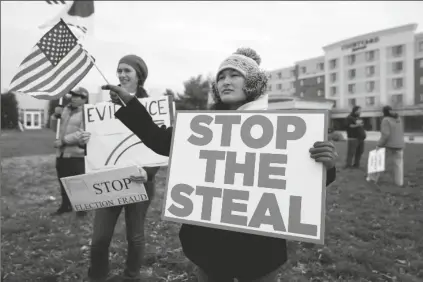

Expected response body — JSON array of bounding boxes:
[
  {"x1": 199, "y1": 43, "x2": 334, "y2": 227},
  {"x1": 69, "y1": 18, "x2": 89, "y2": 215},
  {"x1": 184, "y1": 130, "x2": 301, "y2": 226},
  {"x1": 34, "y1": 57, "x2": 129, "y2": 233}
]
[
  {"x1": 345, "y1": 115, "x2": 366, "y2": 140},
  {"x1": 115, "y1": 97, "x2": 336, "y2": 279}
]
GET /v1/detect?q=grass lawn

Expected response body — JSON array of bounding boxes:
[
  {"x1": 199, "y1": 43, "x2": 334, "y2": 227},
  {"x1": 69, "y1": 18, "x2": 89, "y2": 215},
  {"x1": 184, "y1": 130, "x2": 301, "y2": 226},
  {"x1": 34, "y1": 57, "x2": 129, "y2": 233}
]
[{"x1": 1, "y1": 130, "x2": 423, "y2": 282}]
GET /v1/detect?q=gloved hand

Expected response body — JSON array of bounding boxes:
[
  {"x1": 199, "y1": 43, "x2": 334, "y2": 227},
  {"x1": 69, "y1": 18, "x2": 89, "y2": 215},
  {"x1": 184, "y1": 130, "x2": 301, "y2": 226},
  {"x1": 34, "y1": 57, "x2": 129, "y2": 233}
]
[{"x1": 309, "y1": 141, "x2": 338, "y2": 169}]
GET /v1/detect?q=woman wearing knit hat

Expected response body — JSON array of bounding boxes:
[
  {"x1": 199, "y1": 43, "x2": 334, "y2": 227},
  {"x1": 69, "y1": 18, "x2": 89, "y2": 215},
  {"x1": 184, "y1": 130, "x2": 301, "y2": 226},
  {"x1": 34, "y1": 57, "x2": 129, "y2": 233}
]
[
  {"x1": 103, "y1": 48, "x2": 338, "y2": 281},
  {"x1": 82, "y1": 54, "x2": 160, "y2": 282}
]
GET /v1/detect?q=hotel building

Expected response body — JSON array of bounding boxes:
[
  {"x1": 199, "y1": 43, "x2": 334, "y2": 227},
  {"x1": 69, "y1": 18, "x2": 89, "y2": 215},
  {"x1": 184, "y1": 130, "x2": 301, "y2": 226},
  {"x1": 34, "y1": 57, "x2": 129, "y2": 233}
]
[{"x1": 268, "y1": 23, "x2": 423, "y2": 133}]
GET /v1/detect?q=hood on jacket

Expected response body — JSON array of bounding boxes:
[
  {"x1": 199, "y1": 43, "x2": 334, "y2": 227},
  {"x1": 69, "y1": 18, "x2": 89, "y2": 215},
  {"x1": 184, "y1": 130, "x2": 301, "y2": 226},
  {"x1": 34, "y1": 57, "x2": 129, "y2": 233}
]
[{"x1": 237, "y1": 93, "x2": 268, "y2": 110}]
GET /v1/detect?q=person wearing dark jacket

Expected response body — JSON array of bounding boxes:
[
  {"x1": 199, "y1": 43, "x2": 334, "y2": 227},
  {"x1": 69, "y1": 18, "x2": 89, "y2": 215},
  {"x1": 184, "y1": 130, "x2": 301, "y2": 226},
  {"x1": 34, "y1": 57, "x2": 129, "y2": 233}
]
[
  {"x1": 104, "y1": 48, "x2": 337, "y2": 281},
  {"x1": 81, "y1": 55, "x2": 160, "y2": 282},
  {"x1": 345, "y1": 106, "x2": 366, "y2": 168}
]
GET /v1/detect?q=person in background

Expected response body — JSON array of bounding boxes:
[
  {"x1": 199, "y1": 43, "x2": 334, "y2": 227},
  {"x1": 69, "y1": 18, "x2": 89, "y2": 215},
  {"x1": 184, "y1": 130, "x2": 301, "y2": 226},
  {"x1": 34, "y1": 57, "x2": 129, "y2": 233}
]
[
  {"x1": 345, "y1": 105, "x2": 366, "y2": 169},
  {"x1": 104, "y1": 48, "x2": 338, "y2": 282},
  {"x1": 80, "y1": 54, "x2": 160, "y2": 282},
  {"x1": 369, "y1": 106, "x2": 405, "y2": 186},
  {"x1": 50, "y1": 87, "x2": 89, "y2": 217}
]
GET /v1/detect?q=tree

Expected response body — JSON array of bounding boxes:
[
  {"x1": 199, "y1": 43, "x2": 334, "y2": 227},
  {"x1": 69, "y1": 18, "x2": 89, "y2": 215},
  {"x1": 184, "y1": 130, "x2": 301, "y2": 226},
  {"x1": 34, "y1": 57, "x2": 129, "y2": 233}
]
[
  {"x1": 1, "y1": 92, "x2": 19, "y2": 129},
  {"x1": 46, "y1": 96, "x2": 71, "y2": 128},
  {"x1": 163, "y1": 88, "x2": 176, "y2": 97},
  {"x1": 174, "y1": 75, "x2": 211, "y2": 110}
]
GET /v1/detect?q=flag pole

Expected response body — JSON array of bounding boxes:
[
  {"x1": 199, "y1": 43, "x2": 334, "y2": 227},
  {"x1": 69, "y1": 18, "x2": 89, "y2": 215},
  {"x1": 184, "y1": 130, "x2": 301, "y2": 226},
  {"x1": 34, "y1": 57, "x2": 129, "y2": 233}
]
[
  {"x1": 84, "y1": 50, "x2": 127, "y2": 107},
  {"x1": 56, "y1": 97, "x2": 63, "y2": 140}
]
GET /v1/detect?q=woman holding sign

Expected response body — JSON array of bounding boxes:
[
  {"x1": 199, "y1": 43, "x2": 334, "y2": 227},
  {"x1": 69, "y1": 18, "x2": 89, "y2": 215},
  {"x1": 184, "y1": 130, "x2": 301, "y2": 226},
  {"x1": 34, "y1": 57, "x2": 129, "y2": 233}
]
[
  {"x1": 104, "y1": 48, "x2": 337, "y2": 281},
  {"x1": 81, "y1": 54, "x2": 160, "y2": 282}
]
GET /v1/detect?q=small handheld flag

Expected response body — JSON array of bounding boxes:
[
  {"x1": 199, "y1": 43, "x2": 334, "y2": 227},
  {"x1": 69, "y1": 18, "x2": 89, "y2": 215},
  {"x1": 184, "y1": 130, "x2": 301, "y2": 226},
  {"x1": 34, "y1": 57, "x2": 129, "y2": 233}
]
[{"x1": 9, "y1": 19, "x2": 95, "y2": 100}]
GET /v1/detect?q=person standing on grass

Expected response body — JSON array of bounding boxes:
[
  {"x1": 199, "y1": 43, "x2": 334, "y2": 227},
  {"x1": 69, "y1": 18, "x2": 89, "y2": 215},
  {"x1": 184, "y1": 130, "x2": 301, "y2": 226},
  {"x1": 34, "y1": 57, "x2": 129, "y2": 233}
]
[
  {"x1": 345, "y1": 105, "x2": 366, "y2": 169},
  {"x1": 103, "y1": 47, "x2": 338, "y2": 282},
  {"x1": 50, "y1": 87, "x2": 89, "y2": 217},
  {"x1": 369, "y1": 106, "x2": 405, "y2": 186},
  {"x1": 78, "y1": 54, "x2": 160, "y2": 282}
]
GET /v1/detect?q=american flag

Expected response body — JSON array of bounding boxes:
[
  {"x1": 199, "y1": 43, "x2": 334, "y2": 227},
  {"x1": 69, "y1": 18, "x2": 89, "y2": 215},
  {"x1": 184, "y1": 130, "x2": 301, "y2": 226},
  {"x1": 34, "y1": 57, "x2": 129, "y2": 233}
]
[
  {"x1": 9, "y1": 19, "x2": 94, "y2": 100},
  {"x1": 40, "y1": 0, "x2": 94, "y2": 39},
  {"x1": 45, "y1": 0, "x2": 66, "y2": 4}
]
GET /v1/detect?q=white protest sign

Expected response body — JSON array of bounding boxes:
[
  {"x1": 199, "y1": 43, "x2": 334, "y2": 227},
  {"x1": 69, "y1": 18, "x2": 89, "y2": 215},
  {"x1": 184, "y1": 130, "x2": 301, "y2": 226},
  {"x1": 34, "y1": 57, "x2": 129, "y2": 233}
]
[
  {"x1": 60, "y1": 165, "x2": 149, "y2": 211},
  {"x1": 367, "y1": 148, "x2": 386, "y2": 174},
  {"x1": 84, "y1": 96, "x2": 174, "y2": 172},
  {"x1": 162, "y1": 111, "x2": 328, "y2": 245}
]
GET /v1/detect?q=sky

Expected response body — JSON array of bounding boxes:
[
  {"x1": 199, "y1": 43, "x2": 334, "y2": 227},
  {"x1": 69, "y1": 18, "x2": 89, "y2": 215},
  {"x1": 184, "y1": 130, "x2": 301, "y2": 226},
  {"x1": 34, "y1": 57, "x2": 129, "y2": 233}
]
[{"x1": 2, "y1": 1, "x2": 423, "y2": 97}]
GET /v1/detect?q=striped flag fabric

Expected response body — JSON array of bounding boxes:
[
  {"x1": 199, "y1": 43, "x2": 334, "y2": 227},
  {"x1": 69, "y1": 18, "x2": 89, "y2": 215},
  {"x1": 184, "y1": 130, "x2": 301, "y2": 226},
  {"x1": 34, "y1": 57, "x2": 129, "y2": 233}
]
[
  {"x1": 40, "y1": 0, "x2": 94, "y2": 40},
  {"x1": 45, "y1": 0, "x2": 66, "y2": 4},
  {"x1": 9, "y1": 19, "x2": 95, "y2": 100}
]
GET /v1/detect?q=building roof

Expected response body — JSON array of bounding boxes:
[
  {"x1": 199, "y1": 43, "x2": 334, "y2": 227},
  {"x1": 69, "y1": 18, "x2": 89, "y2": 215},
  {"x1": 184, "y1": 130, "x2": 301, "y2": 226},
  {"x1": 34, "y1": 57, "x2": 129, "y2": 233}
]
[
  {"x1": 269, "y1": 96, "x2": 335, "y2": 103},
  {"x1": 322, "y1": 23, "x2": 418, "y2": 51},
  {"x1": 295, "y1": 55, "x2": 325, "y2": 65}
]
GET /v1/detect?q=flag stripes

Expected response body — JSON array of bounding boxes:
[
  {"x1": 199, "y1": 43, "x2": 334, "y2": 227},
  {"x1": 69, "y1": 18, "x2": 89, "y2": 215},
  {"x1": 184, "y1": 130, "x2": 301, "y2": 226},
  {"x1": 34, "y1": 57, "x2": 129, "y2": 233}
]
[
  {"x1": 9, "y1": 20, "x2": 95, "y2": 100},
  {"x1": 46, "y1": 0, "x2": 66, "y2": 4}
]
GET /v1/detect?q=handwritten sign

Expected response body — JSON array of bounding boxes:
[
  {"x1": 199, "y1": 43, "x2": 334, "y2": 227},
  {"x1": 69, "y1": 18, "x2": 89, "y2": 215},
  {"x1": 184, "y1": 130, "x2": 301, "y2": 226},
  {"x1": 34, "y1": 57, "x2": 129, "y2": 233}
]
[
  {"x1": 60, "y1": 165, "x2": 149, "y2": 211},
  {"x1": 84, "y1": 96, "x2": 174, "y2": 172},
  {"x1": 162, "y1": 110, "x2": 328, "y2": 244},
  {"x1": 367, "y1": 148, "x2": 385, "y2": 174}
]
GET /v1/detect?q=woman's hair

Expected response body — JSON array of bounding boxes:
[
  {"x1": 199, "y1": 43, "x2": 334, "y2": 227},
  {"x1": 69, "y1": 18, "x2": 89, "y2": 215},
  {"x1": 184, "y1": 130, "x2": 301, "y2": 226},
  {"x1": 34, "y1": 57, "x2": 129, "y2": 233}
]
[
  {"x1": 382, "y1": 105, "x2": 398, "y2": 118},
  {"x1": 209, "y1": 48, "x2": 268, "y2": 110},
  {"x1": 350, "y1": 105, "x2": 361, "y2": 116},
  {"x1": 135, "y1": 85, "x2": 149, "y2": 98}
]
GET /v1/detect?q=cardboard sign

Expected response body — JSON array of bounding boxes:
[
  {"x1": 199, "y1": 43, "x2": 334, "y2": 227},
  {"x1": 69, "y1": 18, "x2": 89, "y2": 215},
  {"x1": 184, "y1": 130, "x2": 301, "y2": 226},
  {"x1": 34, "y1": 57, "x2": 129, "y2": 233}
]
[
  {"x1": 60, "y1": 165, "x2": 149, "y2": 211},
  {"x1": 84, "y1": 96, "x2": 174, "y2": 172},
  {"x1": 367, "y1": 148, "x2": 386, "y2": 174},
  {"x1": 162, "y1": 110, "x2": 328, "y2": 245}
]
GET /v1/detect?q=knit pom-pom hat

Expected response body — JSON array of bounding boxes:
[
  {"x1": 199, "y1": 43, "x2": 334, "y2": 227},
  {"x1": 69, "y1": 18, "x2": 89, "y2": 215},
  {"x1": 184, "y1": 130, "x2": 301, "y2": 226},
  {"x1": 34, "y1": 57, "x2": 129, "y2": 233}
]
[{"x1": 211, "y1": 47, "x2": 268, "y2": 104}]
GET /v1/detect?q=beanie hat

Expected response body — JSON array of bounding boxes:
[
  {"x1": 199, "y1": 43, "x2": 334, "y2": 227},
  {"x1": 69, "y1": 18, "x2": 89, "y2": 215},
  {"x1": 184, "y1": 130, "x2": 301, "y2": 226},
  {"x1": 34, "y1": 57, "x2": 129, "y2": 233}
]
[
  {"x1": 69, "y1": 86, "x2": 89, "y2": 98},
  {"x1": 118, "y1": 55, "x2": 148, "y2": 86},
  {"x1": 211, "y1": 47, "x2": 268, "y2": 104}
]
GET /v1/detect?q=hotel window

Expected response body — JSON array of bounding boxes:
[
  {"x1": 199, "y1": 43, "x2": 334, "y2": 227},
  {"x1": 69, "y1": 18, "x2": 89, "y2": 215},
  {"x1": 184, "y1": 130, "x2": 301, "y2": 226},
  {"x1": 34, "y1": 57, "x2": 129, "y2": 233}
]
[
  {"x1": 290, "y1": 82, "x2": 295, "y2": 88},
  {"x1": 278, "y1": 72, "x2": 282, "y2": 79},
  {"x1": 420, "y1": 94, "x2": 423, "y2": 102},
  {"x1": 268, "y1": 85, "x2": 272, "y2": 91},
  {"x1": 330, "y1": 73, "x2": 337, "y2": 83},
  {"x1": 420, "y1": 59, "x2": 423, "y2": 68},
  {"x1": 317, "y1": 77, "x2": 322, "y2": 83},
  {"x1": 317, "y1": 89, "x2": 323, "y2": 96},
  {"x1": 392, "y1": 78, "x2": 403, "y2": 89},
  {"x1": 365, "y1": 97, "x2": 375, "y2": 106},
  {"x1": 330, "y1": 59, "x2": 337, "y2": 69},
  {"x1": 300, "y1": 80, "x2": 304, "y2": 86},
  {"x1": 366, "y1": 81, "x2": 375, "y2": 92},
  {"x1": 317, "y1": 62, "x2": 324, "y2": 71},
  {"x1": 277, "y1": 84, "x2": 282, "y2": 90},
  {"x1": 348, "y1": 98, "x2": 356, "y2": 107},
  {"x1": 392, "y1": 61, "x2": 403, "y2": 73},
  {"x1": 348, "y1": 69, "x2": 356, "y2": 79},
  {"x1": 330, "y1": 86, "x2": 337, "y2": 96},
  {"x1": 419, "y1": 41, "x2": 423, "y2": 52},
  {"x1": 301, "y1": 66, "x2": 307, "y2": 74},
  {"x1": 348, "y1": 54, "x2": 356, "y2": 65},
  {"x1": 366, "y1": 65, "x2": 375, "y2": 77},
  {"x1": 366, "y1": 50, "x2": 375, "y2": 61},
  {"x1": 268, "y1": 73, "x2": 272, "y2": 79},
  {"x1": 392, "y1": 45, "x2": 403, "y2": 57},
  {"x1": 392, "y1": 94, "x2": 403, "y2": 104},
  {"x1": 332, "y1": 100, "x2": 337, "y2": 108},
  {"x1": 420, "y1": 76, "x2": 423, "y2": 85},
  {"x1": 290, "y1": 70, "x2": 296, "y2": 77},
  {"x1": 300, "y1": 92, "x2": 304, "y2": 97},
  {"x1": 348, "y1": 83, "x2": 356, "y2": 94}
]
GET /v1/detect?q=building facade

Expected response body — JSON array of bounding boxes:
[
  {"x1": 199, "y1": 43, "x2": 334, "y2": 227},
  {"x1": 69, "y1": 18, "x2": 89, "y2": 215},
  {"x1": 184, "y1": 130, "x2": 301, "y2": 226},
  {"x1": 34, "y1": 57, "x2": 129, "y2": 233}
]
[
  {"x1": 267, "y1": 23, "x2": 423, "y2": 133},
  {"x1": 266, "y1": 66, "x2": 296, "y2": 99},
  {"x1": 295, "y1": 56, "x2": 325, "y2": 100}
]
